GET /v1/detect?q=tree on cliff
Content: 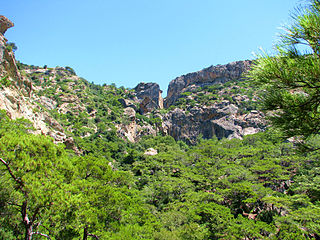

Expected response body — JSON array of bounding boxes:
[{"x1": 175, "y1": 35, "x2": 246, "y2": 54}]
[{"x1": 248, "y1": 0, "x2": 320, "y2": 150}]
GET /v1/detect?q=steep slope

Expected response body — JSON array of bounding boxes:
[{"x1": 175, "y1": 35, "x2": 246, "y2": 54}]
[
  {"x1": 158, "y1": 61, "x2": 266, "y2": 144},
  {"x1": 165, "y1": 60, "x2": 252, "y2": 107},
  {"x1": 19, "y1": 64, "x2": 162, "y2": 146},
  {"x1": 0, "y1": 15, "x2": 266, "y2": 148},
  {"x1": 0, "y1": 16, "x2": 69, "y2": 144}
]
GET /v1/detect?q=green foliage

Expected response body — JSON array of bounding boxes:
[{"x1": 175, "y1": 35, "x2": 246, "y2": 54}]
[
  {"x1": 3, "y1": 2, "x2": 320, "y2": 237},
  {"x1": 170, "y1": 78, "x2": 262, "y2": 114},
  {"x1": 0, "y1": 75, "x2": 11, "y2": 87},
  {"x1": 6, "y1": 42, "x2": 17, "y2": 52},
  {"x1": 65, "y1": 66, "x2": 76, "y2": 75},
  {"x1": 248, "y1": 0, "x2": 320, "y2": 150},
  {"x1": 0, "y1": 107, "x2": 319, "y2": 239}
]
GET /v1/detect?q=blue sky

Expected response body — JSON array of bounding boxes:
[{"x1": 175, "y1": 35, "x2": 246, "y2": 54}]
[{"x1": 3, "y1": 0, "x2": 301, "y2": 94}]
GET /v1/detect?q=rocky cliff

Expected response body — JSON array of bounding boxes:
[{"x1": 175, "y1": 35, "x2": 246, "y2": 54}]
[
  {"x1": 0, "y1": 17, "x2": 71, "y2": 147},
  {"x1": 161, "y1": 103, "x2": 265, "y2": 144},
  {"x1": 157, "y1": 60, "x2": 265, "y2": 144},
  {"x1": 0, "y1": 15, "x2": 266, "y2": 147},
  {"x1": 134, "y1": 82, "x2": 163, "y2": 114},
  {"x1": 165, "y1": 60, "x2": 252, "y2": 107}
]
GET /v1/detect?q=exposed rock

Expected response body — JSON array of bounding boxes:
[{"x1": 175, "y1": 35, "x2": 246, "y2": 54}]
[
  {"x1": 165, "y1": 60, "x2": 252, "y2": 107},
  {"x1": 38, "y1": 96, "x2": 57, "y2": 110},
  {"x1": 117, "y1": 107, "x2": 138, "y2": 142},
  {"x1": 0, "y1": 34, "x2": 23, "y2": 90},
  {"x1": 117, "y1": 106, "x2": 158, "y2": 142},
  {"x1": 0, "y1": 15, "x2": 266, "y2": 148},
  {"x1": 0, "y1": 18, "x2": 68, "y2": 144},
  {"x1": 144, "y1": 148, "x2": 158, "y2": 156},
  {"x1": 59, "y1": 94, "x2": 77, "y2": 103},
  {"x1": 161, "y1": 102, "x2": 266, "y2": 145},
  {"x1": 124, "y1": 107, "x2": 136, "y2": 121},
  {"x1": 134, "y1": 82, "x2": 163, "y2": 114},
  {"x1": 118, "y1": 98, "x2": 137, "y2": 111},
  {"x1": 43, "y1": 112, "x2": 64, "y2": 132},
  {"x1": 0, "y1": 16, "x2": 14, "y2": 35}
]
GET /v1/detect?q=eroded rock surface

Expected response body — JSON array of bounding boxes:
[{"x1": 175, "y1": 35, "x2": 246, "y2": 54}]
[
  {"x1": 165, "y1": 60, "x2": 252, "y2": 107},
  {"x1": 0, "y1": 17, "x2": 70, "y2": 144},
  {"x1": 0, "y1": 16, "x2": 14, "y2": 35},
  {"x1": 161, "y1": 102, "x2": 266, "y2": 144},
  {"x1": 134, "y1": 82, "x2": 163, "y2": 114}
]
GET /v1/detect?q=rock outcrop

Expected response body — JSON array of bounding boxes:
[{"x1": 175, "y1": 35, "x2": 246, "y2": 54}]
[
  {"x1": 0, "y1": 15, "x2": 265, "y2": 146},
  {"x1": 0, "y1": 17, "x2": 69, "y2": 144},
  {"x1": 155, "y1": 60, "x2": 267, "y2": 144},
  {"x1": 165, "y1": 60, "x2": 252, "y2": 107},
  {"x1": 0, "y1": 16, "x2": 14, "y2": 35},
  {"x1": 161, "y1": 101, "x2": 266, "y2": 144},
  {"x1": 134, "y1": 82, "x2": 163, "y2": 114},
  {"x1": 0, "y1": 32, "x2": 23, "y2": 92}
]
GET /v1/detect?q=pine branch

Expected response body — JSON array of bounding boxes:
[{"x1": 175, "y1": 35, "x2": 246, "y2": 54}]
[
  {"x1": 32, "y1": 232, "x2": 51, "y2": 239},
  {"x1": 88, "y1": 233, "x2": 100, "y2": 240},
  {"x1": 0, "y1": 158, "x2": 26, "y2": 195}
]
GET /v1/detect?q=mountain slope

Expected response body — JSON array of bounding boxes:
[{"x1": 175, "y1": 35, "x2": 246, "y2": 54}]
[{"x1": 0, "y1": 15, "x2": 266, "y2": 147}]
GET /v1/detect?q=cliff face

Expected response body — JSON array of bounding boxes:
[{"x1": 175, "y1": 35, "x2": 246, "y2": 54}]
[
  {"x1": 0, "y1": 18, "x2": 69, "y2": 146},
  {"x1": 0, "y1": 16, "x2": 14, "y2": 35},
  {"x1": 129, "y1": 60, "x2": 265, "y2": 144},
  {"x1": 162, "y1": 103, "x2": 265, "y2": 144},
  {"x1": 165, "y1": 60, "x2": 252, "y2": 108},
  {"x1": 134, "y1": 82, "x2": 163, "y2": 114},
  {"x1": 159, "y1": 60, "x2": 265, "y2": 144}
]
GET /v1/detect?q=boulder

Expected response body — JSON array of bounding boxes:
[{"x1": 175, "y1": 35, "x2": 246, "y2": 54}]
[
  {"x1": 144, "y1": 148, "x2": 158, "y2": 156},
  {"x1": 118, "y1": 98, "x2": 137, "y2": 110}
]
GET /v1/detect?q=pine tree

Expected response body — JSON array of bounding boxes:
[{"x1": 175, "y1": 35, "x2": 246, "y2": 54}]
[{"x1": 248, "y1": 0, "x2": 320, "y2": 150}]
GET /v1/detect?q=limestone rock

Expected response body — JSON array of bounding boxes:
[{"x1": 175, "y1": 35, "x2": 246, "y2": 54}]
[
  {"x1": 118, "y1": 98, "x2": 137, "y2": 110},
  {"x1": 39, "y1": 96, "x2": 57, "y2": 110},
  {"x1": 161, "y1": 102, "x2": 266, "y2": 145},
  {"x1": 134, "y1": 82, "x2": 163, "y2": 114},
  {"x1": 165, "y1": 60, "x2": 252, "y2": 107},
  {"x1": 144, "y1": 148, "x2": 158, "y2": 156},
  {"x1": 117, "y1": 106, "x2": 158, "y2": 142},
  {"x1": 0, "y1": 35, "x2": 23, "y2": 90},
  {"x1": 0, "y1": 16, "x2": 14, "y2": 35},
  {"x1": 124, "y1": 107, "x2": 136, "y2": 121}
]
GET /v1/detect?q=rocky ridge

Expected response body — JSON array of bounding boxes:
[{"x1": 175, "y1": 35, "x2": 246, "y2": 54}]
[
  {"x1": 157, "y1": 60, "x2": 266, "y2": 144},
  {"x1": 165, "y1": 60, "x2": 252, "y2": 107},
  {"x1": 0, "y1": 19, "x2": 70, "y2": 146},
  {"x1": 0, "y1": 16, "x2": 266, "y2": 147}
]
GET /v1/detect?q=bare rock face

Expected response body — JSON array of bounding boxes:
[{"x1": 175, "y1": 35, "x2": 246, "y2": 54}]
[
  {"x1": 118, "y1": 98, "x2": 137, "y2": 111},
  {"x1": 0, "y1": 16, "x2": 14, "y2": 35},
  {"x1": 117, "y1": 106, "x2": 157, "y2": 142},
  {"x1": 165, "y1": 60, "x2": 252, "y2": 107},
  {"x1": 134, "y1": 82, "x2": 163, "y2": 114},
  {"x1": 0, "y1": 17, "x2": 69, "y2": 144},
  {"x1": 158, "y1": 60, "x2": 267, "y2": 144},
  {"x1": 0, "y1": 36, "x2": 23, "y2": 91},
  {"x1": 162, "y1": 103, "x2": 266, "y2": 145}
]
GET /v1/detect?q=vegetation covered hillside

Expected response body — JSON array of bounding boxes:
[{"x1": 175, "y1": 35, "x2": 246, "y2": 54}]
[
  {"x1": 1, "y1": 111, "x2": 320, "y2": 239},
  {"x1": 1, "y1": 0, "x2": 320, "y2": 239}
]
